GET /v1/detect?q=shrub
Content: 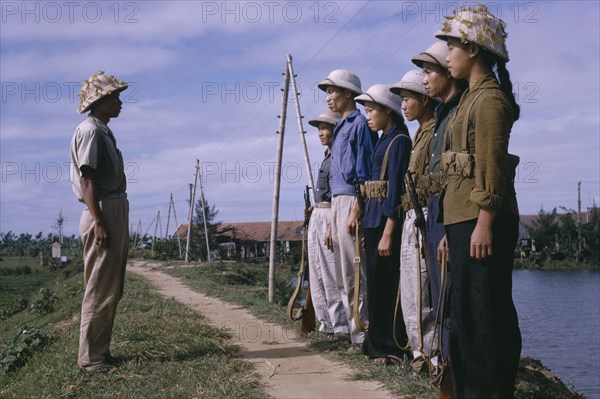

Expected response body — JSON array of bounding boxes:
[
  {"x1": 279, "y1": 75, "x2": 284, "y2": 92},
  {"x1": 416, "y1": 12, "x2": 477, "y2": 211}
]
[
  {"x1": 1, "y1": 326, "x2": 49, "y2": 373},
  {"x1": 29, "y1": 288, "x2": 58, "y2": 315}
]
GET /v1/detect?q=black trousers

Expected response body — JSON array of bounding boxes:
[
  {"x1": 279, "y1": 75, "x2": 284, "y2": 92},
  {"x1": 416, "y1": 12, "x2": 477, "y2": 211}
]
[
  {"x1": 362, "y1": 220, "x2": 408, "y2": 358},
  {"x1": 446, "y1": 216, "x2": 521, "y2": 399},
  {"x1": 426, "y1": 194, "x2": 452, "y2": 362}
]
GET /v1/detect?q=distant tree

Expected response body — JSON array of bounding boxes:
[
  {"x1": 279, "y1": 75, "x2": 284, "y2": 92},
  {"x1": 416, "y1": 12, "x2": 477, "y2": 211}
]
[
  {"x1": 557, "y1": 207, "x2": 578, "y2": 259},
  {"x1": 582, "y1": 202, "x2": 600, "y2": 264},
  {"x1": 528, "y1": 207, "x2": 559, "y2": 256}
]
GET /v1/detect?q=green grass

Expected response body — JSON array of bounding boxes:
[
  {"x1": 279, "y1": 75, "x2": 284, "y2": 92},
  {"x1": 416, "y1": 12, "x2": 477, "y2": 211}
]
[
  {"x1": 162, "y1": 260, "x2": 439, "y2": 399},
  {"x1": 0, "y1": 263, "x2": 267, "y2": 399},
  {"x1": 0, "y1": 258, "x2": 56, "y2": 314},
  {"x1": 160, "y1": 259, "x2": 584, "y2": 399},
  {"x1": 1, "y1": 257, "x2": 582, "y2": 399}
]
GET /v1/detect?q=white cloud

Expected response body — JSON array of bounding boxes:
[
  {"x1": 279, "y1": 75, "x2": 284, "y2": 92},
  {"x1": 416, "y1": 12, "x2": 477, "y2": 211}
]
[{"x1": 1, "y1": 1, "x2": 599, "y2": 235}]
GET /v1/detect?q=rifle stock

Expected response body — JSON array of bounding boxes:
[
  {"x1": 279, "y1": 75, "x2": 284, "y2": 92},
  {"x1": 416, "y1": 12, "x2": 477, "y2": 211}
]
[
  {"x1": 352, "y1": 182, "x2": 367, "y2": 332},
  {"x1": 286, "y1": 186, "x2": 315, "y2": 332}
]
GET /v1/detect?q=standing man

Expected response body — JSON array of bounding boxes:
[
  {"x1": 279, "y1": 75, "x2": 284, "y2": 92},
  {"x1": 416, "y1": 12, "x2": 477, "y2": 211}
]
[
  {"x1": 306, "y1": 109, "x2": 350, "y2": 340},
  {"x1": 411, "y1": 42, "x2": 466, "y2": 388},
  {"x1": 318, "y1": 70, "x2": 378, "y2": 347},
  {"x1": 70, "y1": 71, "x2": 130, "y2": 373}
]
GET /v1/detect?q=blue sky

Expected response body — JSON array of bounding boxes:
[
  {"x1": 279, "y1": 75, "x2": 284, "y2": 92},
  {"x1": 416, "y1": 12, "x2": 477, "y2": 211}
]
[{"x1": 1, "y1": 0, "x2": 599, "y2": 236}]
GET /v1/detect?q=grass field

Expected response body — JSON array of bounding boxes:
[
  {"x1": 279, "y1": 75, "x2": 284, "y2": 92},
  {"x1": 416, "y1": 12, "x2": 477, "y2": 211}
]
[
  {"x1": 0, "y1": 258, "x2": 58, "y2": 316},
  {"x1": 0, "y1": 257, "x2": 584, "y2": 398},
  {"x1": 0, "y1": 258, "x2": 267, "y2": 399}
]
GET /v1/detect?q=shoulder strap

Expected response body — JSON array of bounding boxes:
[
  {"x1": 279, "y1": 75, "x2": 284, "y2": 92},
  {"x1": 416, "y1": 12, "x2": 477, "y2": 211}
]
[
  {"x1": 461, "y1": 89, "x2": 488, "y2": 153},
  {"x1": 379, "y1": 133, "x2": 407, "y2": 180}
]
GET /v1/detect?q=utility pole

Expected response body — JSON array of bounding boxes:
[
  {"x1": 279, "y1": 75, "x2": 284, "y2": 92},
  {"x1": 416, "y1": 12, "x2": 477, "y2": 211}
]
[
  {"x1": 577, "y1": 181, "x2": 582, "y2": 263},
  {"x1": 268, "y1": 57, "x2": 291, "y2": 303},
  {"x1": 165, "y1": 193, "x2": 173, "y2": 238},
  {"x1": 152, "y1": 210, "x2": 161, "y2": 254},
  {"x1": 198, "y1": 168, "x2": 211, "y2": 262},
  {"x1": 288, "y1": 54, "x2": 316, "y2": 201},
  {"x1": 57, "y1": 210, "x2": 64, "y2": 244},
  {"x1": 166, "y1": 193, "x2": 183, "y2": 258},
  {"x1": 133, "y1": 219, "x2": 142, "y2": 249},
  {"x1": 185, "y1": 160, "x2": 200, "y2": 262}
]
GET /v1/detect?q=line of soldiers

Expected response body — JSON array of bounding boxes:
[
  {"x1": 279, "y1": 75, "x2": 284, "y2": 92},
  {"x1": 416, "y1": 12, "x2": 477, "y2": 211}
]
[{"x1": 304, "y1": 5, "x2": 521, "y2": 398}]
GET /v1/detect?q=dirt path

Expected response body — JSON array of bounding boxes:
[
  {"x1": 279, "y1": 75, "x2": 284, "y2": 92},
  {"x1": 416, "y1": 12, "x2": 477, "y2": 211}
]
[{"x1": 128, "y1": 260, "x2": 397, "y2": 399}]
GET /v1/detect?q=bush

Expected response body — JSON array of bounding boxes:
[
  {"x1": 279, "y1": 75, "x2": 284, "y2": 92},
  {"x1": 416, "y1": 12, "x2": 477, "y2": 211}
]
[
  {"x1": 1, "y1": 326, "x2": 49, "y2": 373},
  {"x1": 0, "y1": 265, "x2": 32, "y2": 276},
  {"x1": 0, "y1": 297, "x2": 28, "y2": 319},
  {"x1": 29, "y1": 288, "x2": 58, "y2": 315}
]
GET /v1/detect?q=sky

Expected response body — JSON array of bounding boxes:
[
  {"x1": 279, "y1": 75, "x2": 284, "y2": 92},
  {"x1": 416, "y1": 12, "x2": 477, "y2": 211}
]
[{"x1": 1, "y1": 0, "x2": 599, "y2": 237}]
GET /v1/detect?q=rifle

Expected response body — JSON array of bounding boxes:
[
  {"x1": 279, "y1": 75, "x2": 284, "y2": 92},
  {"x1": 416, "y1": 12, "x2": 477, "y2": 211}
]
[
  {"x1": 352, "y1": 181, "x2": 367, "y2": 332},
  {"x1": 286, "y1": 186, "x2": 315, "y2": 333}
]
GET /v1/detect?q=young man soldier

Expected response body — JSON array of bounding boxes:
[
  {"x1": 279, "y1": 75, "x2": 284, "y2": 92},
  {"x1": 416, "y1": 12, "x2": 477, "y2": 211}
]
[
  {"x1": 70, "y1": 71, "x2": 130, "y2": 373},
  {"x1": 306, "y1": 109, "x2": 349, "y2": 339},
  {"x1": 318, "y1": 69, "x2": 378, "y2": 347}
]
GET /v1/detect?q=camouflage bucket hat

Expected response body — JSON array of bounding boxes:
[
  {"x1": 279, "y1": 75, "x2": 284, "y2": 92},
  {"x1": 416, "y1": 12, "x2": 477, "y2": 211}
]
[
  {"x1": 435, "y1": 4, "x2": 510, "y2": 62},
  {"x1": 77, "y1": 71, "x2": 128, "y2": 114}
]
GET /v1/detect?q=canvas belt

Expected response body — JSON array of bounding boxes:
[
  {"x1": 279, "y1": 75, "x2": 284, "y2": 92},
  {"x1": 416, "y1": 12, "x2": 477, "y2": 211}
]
[
  {"x1": 313, "y1": 202, "x2": 331, "y2": 209},
  {"x1": 100, "y1": 193, "x2": 127, "y2": 201}
]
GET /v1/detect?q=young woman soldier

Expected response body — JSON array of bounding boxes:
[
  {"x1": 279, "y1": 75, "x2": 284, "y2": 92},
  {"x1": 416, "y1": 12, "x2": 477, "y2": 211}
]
[
  {"x1": 435, "y1": 4, "x2": 522, "y2": 398},
  {"x1": 389, "y1": 70, "x2": 439, "y2": 375},
  {"x1": 354, "y1": 84, "x2": 412, "y2": 364}
]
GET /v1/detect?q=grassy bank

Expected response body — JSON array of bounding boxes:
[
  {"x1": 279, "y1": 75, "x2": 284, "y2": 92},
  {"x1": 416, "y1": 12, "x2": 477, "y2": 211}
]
[
  {"x1": 1, "y1": 257, "x2": 585, "y2": 398},
  {"x1": 514, "y1": 258, "x2": 600, "y2": 270},
  {"x1": 160, "y1": 259, "x2": 585, "y2": 399},
  {"x1": 0, "y1": 258, "x2": 266, "y2": 399}
]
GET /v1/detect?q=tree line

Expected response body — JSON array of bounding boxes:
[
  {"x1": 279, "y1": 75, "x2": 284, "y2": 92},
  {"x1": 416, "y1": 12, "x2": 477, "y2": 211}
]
[
  {"x1": 525, "y1": 203, "x2": 599, "y2": 266},
  {"x1": 3, "y1": 201, "x2": 598, "y2": 267}
]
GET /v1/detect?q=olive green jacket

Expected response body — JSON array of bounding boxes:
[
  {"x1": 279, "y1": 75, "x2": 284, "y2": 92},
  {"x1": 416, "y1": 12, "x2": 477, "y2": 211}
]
[
  {"x1": 442, "y1": 73, "x2": 519, "y2": 225},
  {"x1": 402, "y1": 118, "x2": 435, "y2": 210}
]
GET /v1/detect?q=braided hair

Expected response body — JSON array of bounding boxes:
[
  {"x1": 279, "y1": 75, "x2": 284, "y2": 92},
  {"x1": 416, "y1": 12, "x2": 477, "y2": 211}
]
[{"x1": 482, "y1": 49, "x2": 520, "y2": 121}]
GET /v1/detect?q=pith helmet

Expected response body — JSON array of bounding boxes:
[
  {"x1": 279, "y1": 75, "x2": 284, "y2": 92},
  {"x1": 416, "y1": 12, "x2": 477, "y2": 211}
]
[
  {"x1": 77, "y1": 71, "x2": 128, "y2": 114},
  {"x1": 318, "y1": 69, "x2": 362, "y2": 96},
  {"x1": 389, "y1": 70, "x2": 432, "y2": 98},
  {"x1": 308, "y1": 109, "x2": 341, "y2": 128},
  {"x1": 435, "y1": 4, "x2": 509, "y2": 62},
  {"x1": 411, "y1": 41, "x2": 449, "y2": 69},
  {"x1": 355, "y1": 84, "x2": 403, "y2": 118}
]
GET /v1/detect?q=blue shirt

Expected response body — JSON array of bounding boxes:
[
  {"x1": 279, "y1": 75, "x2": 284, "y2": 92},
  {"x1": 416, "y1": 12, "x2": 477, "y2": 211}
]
[
  {"x1": 330, "y1": 109, "x2": 378, "y2": 196},
  {"x1": 362, "y1": 124, "x2": 412, "y2": 229}
]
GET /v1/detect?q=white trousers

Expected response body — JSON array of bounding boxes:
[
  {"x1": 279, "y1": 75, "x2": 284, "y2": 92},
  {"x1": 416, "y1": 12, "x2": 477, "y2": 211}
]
[
  {"x1": 400, "y1": 208, "x2": 437, "y2": 361},
  {"x1": 331, "y1": 195, "x2": 368, "y2": 344},
  {"x1": 307, "y1": 207, "x2": 349, "y2": 334}
]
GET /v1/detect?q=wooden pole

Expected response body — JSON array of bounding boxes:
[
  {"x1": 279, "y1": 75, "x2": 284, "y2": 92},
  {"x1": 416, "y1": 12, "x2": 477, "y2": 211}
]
[
  {"x1": 152, "y1": 210, "x2": 160, "y2": 254},
  {"x1": 287, "y1": 54, "x2": 316, "y2": 201},
  {"x1": 171, "y1": 194, "x2": 183, "y2": 259},
  {"x1": 577, "y1": 181, "x2": 582, "y2": 263},
  {"x1": 268, "y1": 59, "x2": 291, "y2": 303},
  {"x1": 165, "y1": 193, "x2": 173, "y2": 238},
  {"x1": 185, "y1": 160, "x2": 200, "y2": 262},
  {"x1": 198, "y1": 167, "x2": 211, "y2": 261}
]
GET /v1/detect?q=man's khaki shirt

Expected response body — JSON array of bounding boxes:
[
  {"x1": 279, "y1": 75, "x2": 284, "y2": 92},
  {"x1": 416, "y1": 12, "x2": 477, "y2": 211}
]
[
  {"x1": 442, "y1": 73, "x2": 519, "y2": 225},
  {"x1": 70, "y1": 115, "x2": 126, "y2": 202},
  {"x1": 402, "y1": 118, "x2": 435, "y2": 210}
]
